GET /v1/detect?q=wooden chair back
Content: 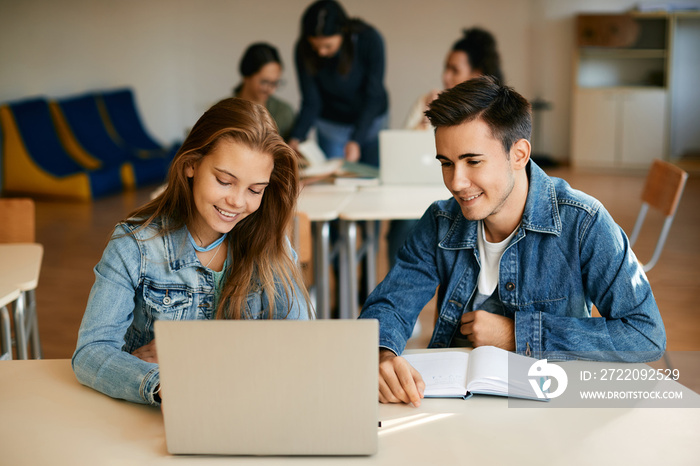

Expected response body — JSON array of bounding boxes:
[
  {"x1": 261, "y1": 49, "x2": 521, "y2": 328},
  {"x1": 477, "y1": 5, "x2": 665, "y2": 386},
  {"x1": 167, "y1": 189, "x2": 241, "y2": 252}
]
[
  {"x1": 290, "y1": 211, "x2": 312, "y2": 265},
  {"x1": 290, "y1": 211, "x2": 313, "y2": 287},
  {"x1": 629, "y1": 159, "x2": 688, "y2": 273},
  {"x1": 641, "y1": 159, "x2": 688, "y2": 217},
  {"x1": 0, "y1": 198, "x2": 36, "y2": 243}
]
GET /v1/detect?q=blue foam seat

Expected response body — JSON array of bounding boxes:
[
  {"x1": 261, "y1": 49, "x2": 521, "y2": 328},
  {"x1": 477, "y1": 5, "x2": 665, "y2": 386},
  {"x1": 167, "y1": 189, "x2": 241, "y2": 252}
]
[
  {"x1": 99, "y1": 88, "x2": 166, "y2": 154},
  {"x1": 4, "y1": 98, "x2": 124, "y2": 199},
  {"x1": 57, "y1": 93, "x2": 170, "y2": 186}
]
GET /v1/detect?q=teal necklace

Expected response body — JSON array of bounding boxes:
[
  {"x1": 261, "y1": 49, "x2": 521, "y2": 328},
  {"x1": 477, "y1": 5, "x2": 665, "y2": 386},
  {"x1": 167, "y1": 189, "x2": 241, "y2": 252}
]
[{"x1": 187, "y1": 229, "x2": 227, "y2": 252}]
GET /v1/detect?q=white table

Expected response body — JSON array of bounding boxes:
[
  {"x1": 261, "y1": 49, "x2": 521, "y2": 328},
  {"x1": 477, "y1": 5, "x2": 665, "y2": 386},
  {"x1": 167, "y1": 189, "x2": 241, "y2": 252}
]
[
  {"x1": 0, "y1": 243, "x2": 44, "y2": 359},
  {"x1": 297, "y1": 185, "x2": 357, "y2": 318},
  {"x1": 337, "y1": 185, "x2": 451, "y2": 318},
  {"x1": 0, "y1": 283, "x2": 21, "y2": 359},
  {"x1": 1, "y1": 359, "x2": 699, "y2": 465}
]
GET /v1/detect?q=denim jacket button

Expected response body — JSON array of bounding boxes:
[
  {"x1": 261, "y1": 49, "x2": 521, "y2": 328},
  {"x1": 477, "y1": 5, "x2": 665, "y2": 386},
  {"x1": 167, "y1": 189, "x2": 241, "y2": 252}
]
[
  {"x1": 505, "y1": 282, "x2": 515, "y2": 291},
  {"x1": 163, "y1": 296, "x2": 172, "y2": 306}
]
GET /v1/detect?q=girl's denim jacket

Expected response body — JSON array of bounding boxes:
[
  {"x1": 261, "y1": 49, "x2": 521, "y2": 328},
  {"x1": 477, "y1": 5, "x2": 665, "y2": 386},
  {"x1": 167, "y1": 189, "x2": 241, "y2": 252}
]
[
  {"x1": 360, "y1": 162, "x2": 665, "y2": 362},
  {"x1": 72, "y1": 221, "x2": 310, "y2": 405}
]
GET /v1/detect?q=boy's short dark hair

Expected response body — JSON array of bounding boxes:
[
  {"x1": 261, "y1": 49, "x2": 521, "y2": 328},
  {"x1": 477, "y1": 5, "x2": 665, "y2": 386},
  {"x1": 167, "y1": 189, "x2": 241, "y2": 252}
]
[{"x1": 425, "y1": 76, "x2": 532, "y2": 154}]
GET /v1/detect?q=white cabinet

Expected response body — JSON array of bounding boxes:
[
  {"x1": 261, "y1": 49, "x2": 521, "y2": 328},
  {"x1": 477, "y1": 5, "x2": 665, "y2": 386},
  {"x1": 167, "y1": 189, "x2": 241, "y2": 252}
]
[
  {"x1": 571, "y1": 12, "x2": 700, "y2": 167},
  {"x1": 619, "y1": 89, "x2": 667, "y2": 166},
  {"x1": 571, "y1": 88, "x2": 667, "y2": 169},
  {"x1": 571, "y1": 13, "x2": 670, "y2": 169}
]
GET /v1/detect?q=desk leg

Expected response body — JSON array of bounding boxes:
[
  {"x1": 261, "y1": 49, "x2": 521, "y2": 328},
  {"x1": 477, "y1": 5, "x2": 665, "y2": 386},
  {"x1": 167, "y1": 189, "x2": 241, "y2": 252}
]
[
  {"x1": 13, "y1": 292, "x2": 28, "y2": 360},
  {"x1": 27, "y1": 289, "x2": 42, "y2": 359},
  {"x1": 340, "y1": 220, "x2": 359, "y2": 319},
  {"x1": 365, "y1": 220, "x2": 378, "y2": 300},
  {"x1": 313, "y1": 221, "x2": 331, "y2": 319},
  {"x1": 338, "y1": 220, "x2": 346, "y2": 319},
  {"x1": 1, "y1": 305, "x2": 11, "y2": 360}
]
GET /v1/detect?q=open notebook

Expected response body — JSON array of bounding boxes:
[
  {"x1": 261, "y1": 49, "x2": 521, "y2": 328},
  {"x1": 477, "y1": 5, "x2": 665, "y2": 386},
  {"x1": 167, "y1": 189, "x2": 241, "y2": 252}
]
[{"x1": 403, "y1": 346, "x2": 547, "y2": 401}]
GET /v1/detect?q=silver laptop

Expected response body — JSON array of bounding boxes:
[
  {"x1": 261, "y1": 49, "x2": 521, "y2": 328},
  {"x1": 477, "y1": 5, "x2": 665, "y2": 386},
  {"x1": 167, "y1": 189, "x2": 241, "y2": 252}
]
[
  {"x1": 379, "y1": 129, "x2": 443, "y2": 185},
  {"x1": 155, "y1": 319, "x2": 379, "y2": 456}
]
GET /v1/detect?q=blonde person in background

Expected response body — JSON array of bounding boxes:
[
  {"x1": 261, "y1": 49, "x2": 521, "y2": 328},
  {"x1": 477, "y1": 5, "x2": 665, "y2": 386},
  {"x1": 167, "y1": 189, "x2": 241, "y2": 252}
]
[
  {"x1": 235, "y1": 43, "x2": 296, "y2": 140},
  {"x1": 404, "y1": 27, "x2": 503, "y2": 131}
]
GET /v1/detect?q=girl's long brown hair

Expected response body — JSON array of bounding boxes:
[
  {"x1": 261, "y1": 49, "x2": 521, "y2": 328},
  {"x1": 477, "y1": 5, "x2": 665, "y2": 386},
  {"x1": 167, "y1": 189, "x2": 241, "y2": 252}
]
[{"x1": 125, "y1": 97, "x2": 311, "y2": 319}]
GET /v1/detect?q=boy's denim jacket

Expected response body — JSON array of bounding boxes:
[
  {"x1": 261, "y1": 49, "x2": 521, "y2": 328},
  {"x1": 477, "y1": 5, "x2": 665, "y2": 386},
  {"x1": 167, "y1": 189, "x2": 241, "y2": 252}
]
[
  {"x1": 72, "y1": 220, "x2": 310, "y2": 405},
  {"x1": 360, "y1": 162, "x2": 665, "y2": 362}
]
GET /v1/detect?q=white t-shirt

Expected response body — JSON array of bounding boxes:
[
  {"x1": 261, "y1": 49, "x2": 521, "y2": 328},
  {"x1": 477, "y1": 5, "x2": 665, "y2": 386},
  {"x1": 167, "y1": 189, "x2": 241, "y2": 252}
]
[
  {"x1": 474, "y1": 220, "x2": 519, "y2": 307},
  {"x1": 451, "y1": 221, "x2": 519, "y2": 347}
]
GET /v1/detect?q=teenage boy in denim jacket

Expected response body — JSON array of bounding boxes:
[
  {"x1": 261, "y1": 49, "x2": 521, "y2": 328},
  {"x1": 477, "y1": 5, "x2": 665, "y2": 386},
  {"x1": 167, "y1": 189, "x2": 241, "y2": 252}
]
[{"x1": 359, "y1": 77, "x2": 665, "y2": 406}]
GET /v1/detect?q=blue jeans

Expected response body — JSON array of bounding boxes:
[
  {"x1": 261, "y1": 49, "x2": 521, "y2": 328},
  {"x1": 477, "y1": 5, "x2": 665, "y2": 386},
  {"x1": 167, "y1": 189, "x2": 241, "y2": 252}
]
[{"x1": 316, "y1": 113, "x2": 388, "y2": 168}]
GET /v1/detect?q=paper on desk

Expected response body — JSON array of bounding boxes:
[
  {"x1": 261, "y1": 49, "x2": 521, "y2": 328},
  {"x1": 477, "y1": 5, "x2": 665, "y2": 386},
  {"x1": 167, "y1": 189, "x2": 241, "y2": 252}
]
[
  {"x1": 404, "y1": 351, "x2": 470, "y2": 397},
  {"x1": 301, "y1": 159, "x2": 344, "y2": 178},
  {"x1": 297, "y1": 139, "x2": 328, "y2": 166}
]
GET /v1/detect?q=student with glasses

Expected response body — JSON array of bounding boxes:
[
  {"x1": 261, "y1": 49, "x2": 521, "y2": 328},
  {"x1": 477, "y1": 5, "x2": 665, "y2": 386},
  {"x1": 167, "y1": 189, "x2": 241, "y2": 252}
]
[{"x1": 235, "y1": 43, "x2": 295, "y2": 140}]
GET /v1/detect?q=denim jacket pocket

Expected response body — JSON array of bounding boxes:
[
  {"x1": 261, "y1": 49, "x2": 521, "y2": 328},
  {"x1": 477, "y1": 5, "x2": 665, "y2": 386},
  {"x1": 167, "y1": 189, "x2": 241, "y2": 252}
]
[
  {"x1": 516, "y1": 295, "x2": 569, "y2": 315},
  {"x1": 143, "y1": 282, "x2": 193, "y2": 320},
  {"x1": 243, "y1": 282, "x2": 266, "y2": 319}
]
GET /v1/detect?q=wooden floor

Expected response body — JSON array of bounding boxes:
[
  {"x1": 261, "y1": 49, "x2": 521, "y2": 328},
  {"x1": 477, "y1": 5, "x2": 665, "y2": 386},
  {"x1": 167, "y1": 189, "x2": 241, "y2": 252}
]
[{"x1": 24, "y1": 166, "x2": 700, "y2": 391}]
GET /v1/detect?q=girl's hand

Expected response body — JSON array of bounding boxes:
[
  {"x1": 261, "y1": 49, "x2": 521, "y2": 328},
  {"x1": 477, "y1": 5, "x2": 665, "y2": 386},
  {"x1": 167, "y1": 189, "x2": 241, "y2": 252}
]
[{"x1": 131, "y1": 340, "x2": 158, "y2": 363}]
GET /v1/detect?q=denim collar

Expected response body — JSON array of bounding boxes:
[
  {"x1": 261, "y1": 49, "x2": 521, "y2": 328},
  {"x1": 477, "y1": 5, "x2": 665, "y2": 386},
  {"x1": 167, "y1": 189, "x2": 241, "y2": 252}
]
[
  {"x1": 164, "y1": 224, "x2": 202, "y2": 271},
  {"x1": 439, "y1": 161, "x2": 561, "y2": 250},
  {"x1": 520, "y1": 161, "x2": 562, "y2": 236}
]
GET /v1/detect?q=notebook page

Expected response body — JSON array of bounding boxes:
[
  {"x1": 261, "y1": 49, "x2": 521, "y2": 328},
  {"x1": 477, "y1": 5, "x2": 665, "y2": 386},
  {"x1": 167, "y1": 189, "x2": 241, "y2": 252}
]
[
  {"x1": 466, "y1": 346, "x2": 540, "y2": 397},
  {"x1": 403, "y1": 351, "x2": 470, "y2": 397},
  {"x1": 466, "y1": 346, "x2": 509, "y2": 393}
]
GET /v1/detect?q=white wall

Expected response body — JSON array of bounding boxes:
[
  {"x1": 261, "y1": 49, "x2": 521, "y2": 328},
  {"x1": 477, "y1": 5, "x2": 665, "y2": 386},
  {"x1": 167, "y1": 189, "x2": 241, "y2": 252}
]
[{"x1": 0, "y1": 0, "x2": 689, "y2": 162}]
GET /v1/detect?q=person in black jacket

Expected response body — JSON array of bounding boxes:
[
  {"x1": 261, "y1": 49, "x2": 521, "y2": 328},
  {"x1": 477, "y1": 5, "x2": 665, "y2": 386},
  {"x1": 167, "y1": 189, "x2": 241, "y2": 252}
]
[{"x1": 289, "y1": 0, "x2": 388, "y2": 167}]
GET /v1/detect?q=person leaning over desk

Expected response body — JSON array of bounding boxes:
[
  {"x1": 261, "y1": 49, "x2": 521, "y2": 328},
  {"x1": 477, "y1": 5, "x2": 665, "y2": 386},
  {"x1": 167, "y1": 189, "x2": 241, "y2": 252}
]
[
  {"x1": 288, "y1": 0, "x2": 389, "y2": 168},
  {"x1": 72, "y1": 98, "x2": 313, "y2": 406},
  {"x1": 358, "y1": 76, "x2": 666, "y2": 406}
]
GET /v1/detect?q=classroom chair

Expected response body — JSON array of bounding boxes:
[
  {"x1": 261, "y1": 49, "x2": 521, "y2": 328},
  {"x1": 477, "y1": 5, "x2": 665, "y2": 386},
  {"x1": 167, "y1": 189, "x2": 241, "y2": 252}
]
[
  {"x1": 628, "y1": 159, "x2": 688, "y2": 370},
  {"x1": 291, "y1": 211, "x2": 315, "y2": 310},
  {"x1": 292, "y1": 211, "x2": 313, "y2": 267},
  {"x1": 629, "y1": 159, "x2": 688, "y2": 273}
]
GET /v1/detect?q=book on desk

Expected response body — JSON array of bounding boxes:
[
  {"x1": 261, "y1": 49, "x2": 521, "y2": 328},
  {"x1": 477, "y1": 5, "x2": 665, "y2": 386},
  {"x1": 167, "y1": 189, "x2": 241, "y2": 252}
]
[
  {"x1": 403, "y1": 346, "x2": 548, "y2": 401},
  {"x1": 297, "y1": 139, "x2": 379, "y2": 186}
]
